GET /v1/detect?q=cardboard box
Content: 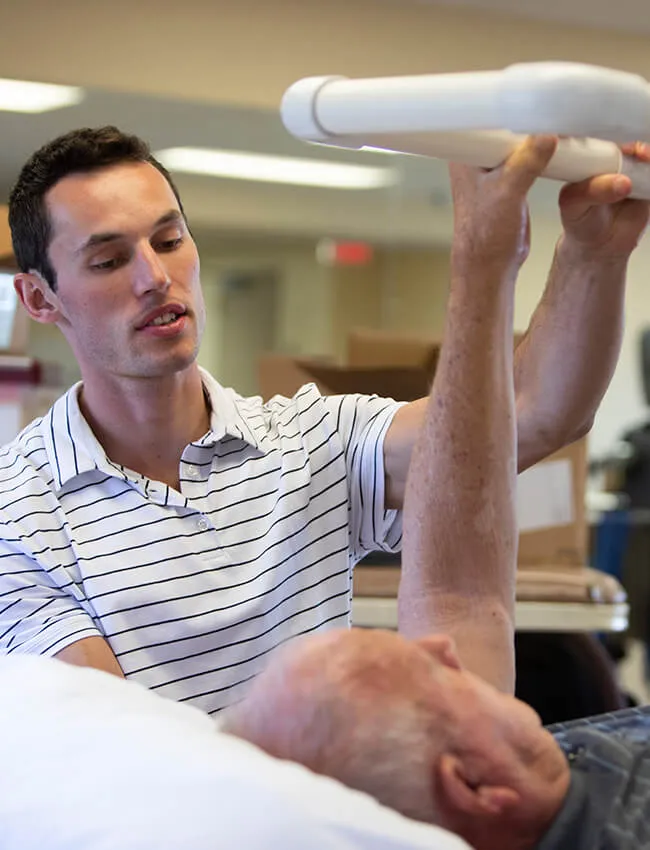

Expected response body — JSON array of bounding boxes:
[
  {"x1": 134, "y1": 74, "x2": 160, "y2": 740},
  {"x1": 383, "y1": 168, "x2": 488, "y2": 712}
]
[
  {"x1": 0, "y1": 206, "x2": 15, "y2": 267},
  {"x1": 347, "y1": 327, "x2": 440, "y2": 374},
  {"x1": 258, "y1": 353, "x2": 431, "y2": 403},
  {"x1": 346, "y1": 327, "x2": 522, "y2": 372},
  {"x1": 517, "y1": 438, "x2": 588, "y2": 568},
  {"x1": 258, "y1": 354, "x2": 321, "y2": 401}
]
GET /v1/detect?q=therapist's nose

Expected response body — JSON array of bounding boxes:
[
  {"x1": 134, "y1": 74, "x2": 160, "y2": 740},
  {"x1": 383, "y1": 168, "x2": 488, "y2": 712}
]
[{"x1": 132, "y1": 242, "x2": 171, "y2": 297}]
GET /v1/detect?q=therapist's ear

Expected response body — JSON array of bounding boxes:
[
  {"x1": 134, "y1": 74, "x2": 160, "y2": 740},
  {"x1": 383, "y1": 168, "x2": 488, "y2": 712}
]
[{"x1": 14, "y1": 272, "x2": 63, "y2": 324}]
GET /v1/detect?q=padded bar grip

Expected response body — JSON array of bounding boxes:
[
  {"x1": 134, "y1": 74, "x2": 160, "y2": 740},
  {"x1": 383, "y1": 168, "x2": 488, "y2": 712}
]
[{"x1": 281, "y1": 63, "x2": 650, "y2": 199}]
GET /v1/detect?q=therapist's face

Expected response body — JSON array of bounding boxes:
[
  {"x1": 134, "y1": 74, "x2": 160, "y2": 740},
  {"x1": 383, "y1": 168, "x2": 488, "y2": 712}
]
[{"x1": 16, "y1": 161, "x2": 205, "y2": 385}]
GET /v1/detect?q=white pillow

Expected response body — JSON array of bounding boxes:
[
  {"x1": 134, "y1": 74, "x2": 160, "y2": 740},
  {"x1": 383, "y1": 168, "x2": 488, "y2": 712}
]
[{"x1": 0, "y1": 656, "x2": 471, "y2": 850}]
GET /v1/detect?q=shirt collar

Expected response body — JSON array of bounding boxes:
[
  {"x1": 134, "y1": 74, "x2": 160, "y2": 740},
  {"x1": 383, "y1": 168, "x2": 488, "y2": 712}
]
[
  {"x1": 42, "y1": 383, "x2": 109, "y2": 492},
  {"x1": 43, "y1": 370, "x2": 269, "y2": 492},
  {"x1": 197, "y1": 368, "x2": 268, "y2": 455}
]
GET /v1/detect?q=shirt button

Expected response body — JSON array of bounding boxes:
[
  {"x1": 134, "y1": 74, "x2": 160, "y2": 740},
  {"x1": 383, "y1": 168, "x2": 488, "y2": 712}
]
[
  {"x1": 187, "y1": 465, "x2": 200, "y2": 479},
  {"x1": 197, "y1": 517, "x2": 209, "y2": 531}
]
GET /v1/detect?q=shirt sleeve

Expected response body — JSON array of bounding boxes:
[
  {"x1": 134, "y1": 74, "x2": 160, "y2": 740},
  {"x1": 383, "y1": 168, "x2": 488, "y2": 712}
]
[
  {"x1": 0, "y1": 529, "x2": 101, "y2": 657},
  {"x1": 323, "y1": 393, "x2": 405, "y2": 563}
]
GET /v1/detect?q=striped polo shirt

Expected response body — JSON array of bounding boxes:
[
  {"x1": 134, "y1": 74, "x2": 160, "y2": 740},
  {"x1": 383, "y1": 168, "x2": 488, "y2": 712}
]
[{"x1": 0, "y1": 370, "x2": 402, "y2": 715}]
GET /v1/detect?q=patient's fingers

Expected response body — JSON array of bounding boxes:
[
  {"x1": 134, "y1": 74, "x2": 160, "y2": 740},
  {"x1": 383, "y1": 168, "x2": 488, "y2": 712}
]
[
  {"x1": 498, "y1": 135, "x2": 558, "y2": 194},
  {"x1": 448, "y1": 160, "x2": 482, "y2": 194},
  {"x1": 620, "y1": 141, "x2": 650, "y2": 162},
  {"x1": 449, "y1": 135, "x2": 557, "y2": 200}
]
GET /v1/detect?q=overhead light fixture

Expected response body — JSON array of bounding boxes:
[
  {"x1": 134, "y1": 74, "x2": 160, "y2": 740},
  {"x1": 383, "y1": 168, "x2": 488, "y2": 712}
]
[
  {"x1": 0, "y1": 78, "x2": 84, "y2": 113},
  {"x1": 155, "y1": 147, "x2": 395, "y2": 189}
]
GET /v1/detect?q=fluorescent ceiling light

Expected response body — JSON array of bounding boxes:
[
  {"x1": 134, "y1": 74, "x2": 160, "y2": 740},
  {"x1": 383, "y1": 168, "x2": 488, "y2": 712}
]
[
  {"x1": 0, "y1": 78, "x2": 84, "y2": 113},
  {"x1": 155, "y1": 147, "x2": 395, "y2": 189}
]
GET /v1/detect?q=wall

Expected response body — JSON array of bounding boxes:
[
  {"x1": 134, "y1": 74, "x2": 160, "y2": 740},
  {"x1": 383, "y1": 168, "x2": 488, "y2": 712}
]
[
  {"x1": 27, "y1": 323, "x2": 80, "y2": 389},
  {"x1": 378, "y1": 248, "x2": 451, "y2": 339},
  {"x1": 275, "y1": 250, "x2": 333, "y2": 358},
  {"x1": 329, "y1": 259, "x2": 383, "y2": 362},
  {"x1": 4, "y1": 0, "x2": 650, "y2": 109}
]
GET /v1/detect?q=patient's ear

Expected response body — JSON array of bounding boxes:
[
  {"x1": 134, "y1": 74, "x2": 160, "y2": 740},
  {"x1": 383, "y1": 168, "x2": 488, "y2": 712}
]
[
  {"x1": 437, "y1": 753, "x2": 521, "y2": 817},
  {"x1": 14, "y1": 272, "x2": 62, "y2": 324}
]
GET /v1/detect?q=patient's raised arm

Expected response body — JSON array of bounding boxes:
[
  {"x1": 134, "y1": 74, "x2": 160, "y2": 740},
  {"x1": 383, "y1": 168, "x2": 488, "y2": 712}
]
[{"x1": 398, "y1": 136, "x2": 557, "y2": 693}]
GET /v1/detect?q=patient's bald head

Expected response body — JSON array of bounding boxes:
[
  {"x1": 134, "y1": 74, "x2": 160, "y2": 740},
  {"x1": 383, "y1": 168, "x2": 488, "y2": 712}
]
[
  {"x1": 223, "y1": 629, "x2": 449, "y2": 822},
  {"x1": 223, "y1": 628, "x2": 570, "y2": 850}
]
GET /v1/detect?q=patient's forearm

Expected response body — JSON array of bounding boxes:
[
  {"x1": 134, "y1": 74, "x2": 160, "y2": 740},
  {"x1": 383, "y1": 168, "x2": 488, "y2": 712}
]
[
  {"x1": 403, "y1": 593, "x2": 516, "y2": 693},
  {"x1": 399, "y1": 255, "x2": 518, "y2": 692}
]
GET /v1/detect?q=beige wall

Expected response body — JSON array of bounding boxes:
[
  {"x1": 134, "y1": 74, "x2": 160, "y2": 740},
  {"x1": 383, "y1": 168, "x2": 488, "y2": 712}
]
[
  {"x1": 4, "y1": 0, "x2": 650, "y2": 109},
  {"x1": 330, "y1": 259, "x2": 383, "y2": 363},
  {"x1": 378, "y1": 249, "x2": 450, "y2": 339},
  {"x1": 276, "y1": 250, "x2": 333, "y2": 358},
  {"x1": 329, "y1": 247, "x2": 451, "y2": 362}
]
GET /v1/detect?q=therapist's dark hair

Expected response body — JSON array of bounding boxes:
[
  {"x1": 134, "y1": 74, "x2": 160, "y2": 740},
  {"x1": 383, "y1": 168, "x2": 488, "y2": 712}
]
[{"x1": 8, "y1": 126, "x2": 185, "y2": 292}]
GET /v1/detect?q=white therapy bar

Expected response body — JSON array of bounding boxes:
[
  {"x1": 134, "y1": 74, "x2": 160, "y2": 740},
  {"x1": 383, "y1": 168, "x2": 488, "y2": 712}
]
[{"x1": 281, "y1": 63, "x2": 650, "y2": 199}]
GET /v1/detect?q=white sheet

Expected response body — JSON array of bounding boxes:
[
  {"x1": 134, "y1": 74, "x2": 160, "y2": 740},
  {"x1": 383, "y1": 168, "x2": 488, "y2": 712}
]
[{"x1": 0, "y1": 656, "x2": 471, "y2": 850}]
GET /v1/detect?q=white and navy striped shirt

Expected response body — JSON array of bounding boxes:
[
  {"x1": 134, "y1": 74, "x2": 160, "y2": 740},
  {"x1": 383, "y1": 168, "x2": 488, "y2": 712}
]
[{"x1": 0, "y1": 370, "x2": 402, "y2": 714}]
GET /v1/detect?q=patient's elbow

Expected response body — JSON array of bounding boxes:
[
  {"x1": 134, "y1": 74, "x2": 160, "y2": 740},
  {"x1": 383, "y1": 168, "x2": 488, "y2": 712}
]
[{"x1": 519, "y1": 414, "x2": 593, "y2": 472}]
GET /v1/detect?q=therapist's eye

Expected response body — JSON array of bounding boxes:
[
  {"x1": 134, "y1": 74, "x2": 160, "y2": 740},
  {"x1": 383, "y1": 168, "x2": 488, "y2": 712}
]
[
  {"x1": 89, "y1": 254, "x2": 129, "y2": 272},
  {"x1": 155, "y1": 236, "x2": 184, "y2": 252}
]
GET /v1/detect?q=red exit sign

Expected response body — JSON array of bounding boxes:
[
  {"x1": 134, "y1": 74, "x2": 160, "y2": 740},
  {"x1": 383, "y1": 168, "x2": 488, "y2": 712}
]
[{"x1": 316, "y1": 239, "x2": 374, "y2": 266}]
